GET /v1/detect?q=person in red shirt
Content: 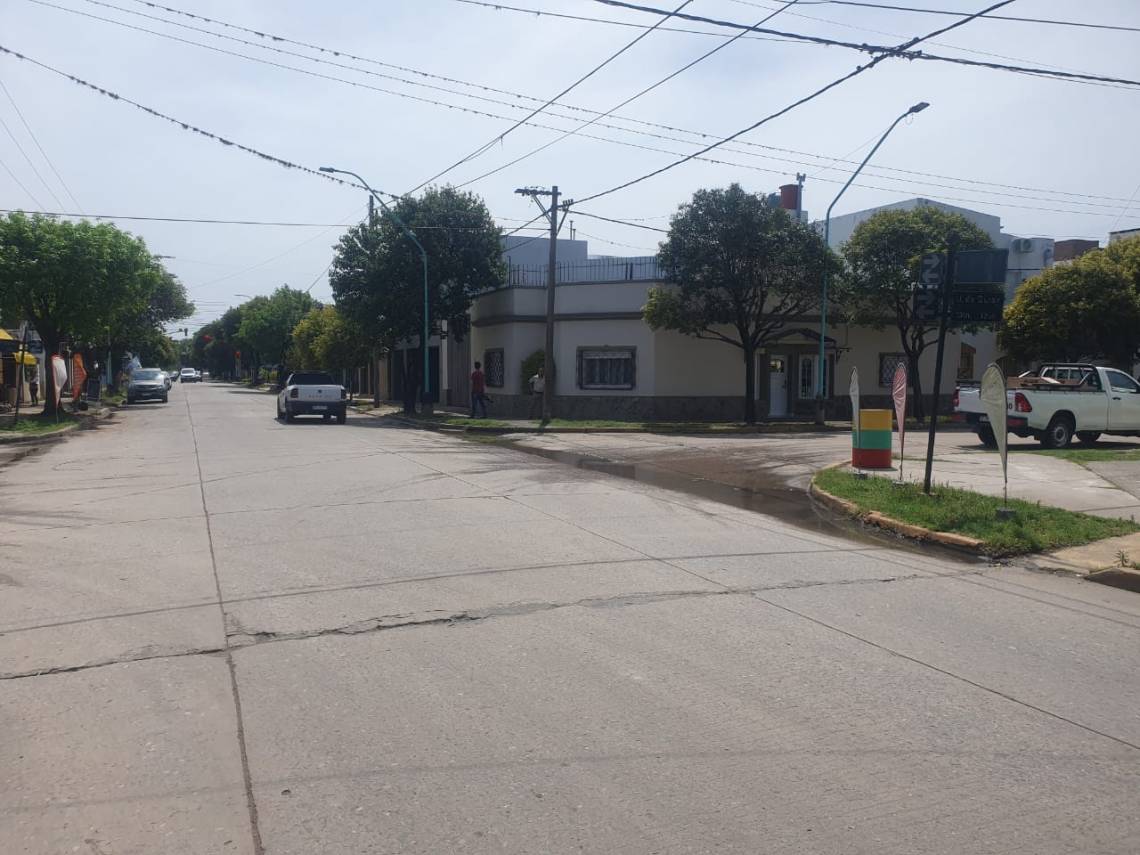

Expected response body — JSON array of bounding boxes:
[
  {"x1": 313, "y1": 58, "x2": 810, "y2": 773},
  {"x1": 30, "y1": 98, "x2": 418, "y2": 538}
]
[{"x1": 470, "y1": 361, "x2": 488, "y2": 418}]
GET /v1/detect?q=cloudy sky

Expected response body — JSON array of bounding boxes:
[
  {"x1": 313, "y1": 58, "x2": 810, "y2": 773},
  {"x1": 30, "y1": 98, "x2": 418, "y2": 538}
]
[{"x1": 3, "y1": 0, "x2": 1138, "y2": 331}]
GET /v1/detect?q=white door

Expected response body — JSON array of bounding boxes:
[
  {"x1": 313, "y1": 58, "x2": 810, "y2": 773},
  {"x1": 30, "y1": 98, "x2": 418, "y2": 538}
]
[
  {"x1": 1105, "y1": 369, "x2": 1140, "y2": 430},
  {"x1": 768, "y1": 355, "x2": 788, "y2": 417}
]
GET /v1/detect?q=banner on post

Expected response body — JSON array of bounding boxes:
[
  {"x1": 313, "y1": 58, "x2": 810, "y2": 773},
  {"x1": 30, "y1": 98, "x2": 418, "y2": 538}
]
[
  {"x1": 849, "y1": 367, "x2": 861, "y2": 457},
  {"x1": 51, "y1": 355, "x2": 68, "y2": 406},
  {"x1": 980, "y1": 363, "x2": 1010, "y2": 503},
  {"x1": 892, "y1": 364, "x2": 908, "y2": 480},
  {"x1": 72, "y1": 354, "x2": 88, "y2": 401}
]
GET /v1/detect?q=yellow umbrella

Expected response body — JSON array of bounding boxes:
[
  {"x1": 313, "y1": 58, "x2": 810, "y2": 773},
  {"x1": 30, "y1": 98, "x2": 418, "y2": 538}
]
[{"x1": 12, "y1": 350, "x2": 37, "y2": 365}]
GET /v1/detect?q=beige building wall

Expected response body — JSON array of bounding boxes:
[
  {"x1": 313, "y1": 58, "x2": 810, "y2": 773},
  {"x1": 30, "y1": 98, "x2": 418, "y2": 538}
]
[{"x1": 466, "y1": 280, "x2": 967, "y2": 418}]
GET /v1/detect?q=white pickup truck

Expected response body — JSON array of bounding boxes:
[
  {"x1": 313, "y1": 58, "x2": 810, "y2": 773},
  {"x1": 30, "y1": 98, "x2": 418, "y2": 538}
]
[
  {"x1": 277, "y1": 371, "x2": 347, "y2": 424},
  {"x1": 956, "y1": 363, "x2": 1140, "y2": 448}
]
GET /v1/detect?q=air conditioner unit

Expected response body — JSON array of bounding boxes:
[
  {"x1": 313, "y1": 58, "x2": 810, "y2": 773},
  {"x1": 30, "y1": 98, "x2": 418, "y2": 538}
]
[{"x1": 1011, "y1": 238, "x2": 1033, "y2": 253}]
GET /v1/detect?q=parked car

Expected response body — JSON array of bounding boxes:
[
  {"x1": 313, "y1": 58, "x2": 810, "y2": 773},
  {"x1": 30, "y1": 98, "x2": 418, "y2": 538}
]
[
  {"x1": 179, "y1": 367, "x2": 199, "y2": 383},
  {"x1": 956, "y1": 364, "x2": 1096, "y2": 446},
  {"x1": 127, "y1": 368, "x2": 169, "y2": 404},
  {"x1": 957, "y1": 363, "x2": 1140, "y2": 448},
  {"x1": 277, "y1": 371, "x2": 347, "y2": 424}
]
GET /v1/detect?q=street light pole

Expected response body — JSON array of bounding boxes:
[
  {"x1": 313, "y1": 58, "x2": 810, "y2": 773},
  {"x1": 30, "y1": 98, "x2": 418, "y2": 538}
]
[
  {"x1": 321, "y1": 166, "x2": 432, "y2": 414},
  {"x1": 815, "y1": 101, "x2": 929, "y2": 425}
]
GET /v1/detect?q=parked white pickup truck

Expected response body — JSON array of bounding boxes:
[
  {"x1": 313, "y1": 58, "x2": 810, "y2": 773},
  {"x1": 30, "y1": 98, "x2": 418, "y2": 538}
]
[
  {"x1": 956, "y1": 364, "x2": 1092, "y2": 446},
  {"x1": 277, "y1": 371, "x2": 347, "y2": 424},
  {"x1": 956, "y1": 363, "x2": 1140, "y2": 448}
]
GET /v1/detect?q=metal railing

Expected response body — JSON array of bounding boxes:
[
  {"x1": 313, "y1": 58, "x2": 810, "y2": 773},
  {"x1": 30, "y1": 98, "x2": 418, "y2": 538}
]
[{"x1": 504, "y1": 256, "x2": 663, "y2": 288}]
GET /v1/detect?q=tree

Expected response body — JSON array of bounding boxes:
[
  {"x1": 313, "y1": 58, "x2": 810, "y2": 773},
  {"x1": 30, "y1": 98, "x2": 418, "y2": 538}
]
[
  {"x1": 111, "y1": 270, "x2": 195, "y2": 371},
  {"x1": 236, "y1": 287, "x2": 315, "y2": 382},
  {"x1": 290, "y1": 306, "x2": 370, "y2": 395},
  {"x1": 0, "y1": 213, "x2": 170, "y2": 416},
  {"x1": 838, "y1": 206, "x2": 994, "y2": 423},
  {"x1": 644, "y1": 183, "x2": 836, "y2": 423},
  {"x1": 330, "y1": 186, "x2": 504, "y2": 413},
  {"x1": 1000, "y1": 237, "x2": 1140, "y2": 368}
]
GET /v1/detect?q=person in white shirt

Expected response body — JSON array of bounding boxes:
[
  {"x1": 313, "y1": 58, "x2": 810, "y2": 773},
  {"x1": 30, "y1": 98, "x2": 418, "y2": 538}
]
[{"x1": 528, "y1": 367, "x2": 545, "y2": 420}]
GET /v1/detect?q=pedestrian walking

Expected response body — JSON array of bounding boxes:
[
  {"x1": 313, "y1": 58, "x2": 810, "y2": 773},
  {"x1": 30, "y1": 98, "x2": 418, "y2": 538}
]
[
  {"x1": 28, "y1": 372, "x2": 39, "y2": 406},
  {"x1": 470, "y1": 360, "x2": 488, "y2": 418},
  {"x1": 528, "y1": 366, "x2": 545, "y2": 420}
]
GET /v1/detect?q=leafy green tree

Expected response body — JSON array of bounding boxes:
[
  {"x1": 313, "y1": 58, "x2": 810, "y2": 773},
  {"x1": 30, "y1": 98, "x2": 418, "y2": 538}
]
[
  {"x1": 0, "y1": 213, "x2": 169, "y2": 415},
  {"x1": 112, "y1": 270, "x2": 194, "y2": 370},
  {"x1": 645, "y1": 183, "x2": 836, "y2": 423},
  {"x1": 236, "y1": 287, "x2": 315, "y2": 382},
  {"x1": 290, "y1": 306, "x2": 370, "y2": 395},
  {"x1": 1001, "y1": 237, "x2": 1140, "y2": 368},
  {"x1": 330, "y1": 186, "x2": 504, "y2": 413},
  {"x1": 838, "y1": 206, "x2": 993, "y2": 423}
]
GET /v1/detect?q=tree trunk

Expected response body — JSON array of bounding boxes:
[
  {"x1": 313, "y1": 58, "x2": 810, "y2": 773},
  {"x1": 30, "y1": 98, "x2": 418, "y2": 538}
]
[
  {"x1": 908, "y1": 352, "x2": 925, "y2": 425},
  {"x1": 401, "y1": 357, "x2": 417, "y2": 415},
  {"x1": 743, "y1": 344, "x2": 757, "y2": 424},
  {"x1": 41, "y1": 333, "x2": 60, "y2": 418},
  {"x1": 372, "y1": 352, "x2": 381, "y2": 408}
]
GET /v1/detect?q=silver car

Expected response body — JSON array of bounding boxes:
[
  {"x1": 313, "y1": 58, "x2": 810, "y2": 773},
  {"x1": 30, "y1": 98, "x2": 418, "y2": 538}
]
[{"x1": 127, "y1": 368, "x2": 169, "y2": 404}]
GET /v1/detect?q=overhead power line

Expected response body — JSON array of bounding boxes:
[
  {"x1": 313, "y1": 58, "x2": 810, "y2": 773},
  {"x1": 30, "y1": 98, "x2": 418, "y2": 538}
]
[
  {"x1": 0, "y1": 43, "x2": 379, "y2": 193},
  {"x1": 0, "y1": 154, "x2": 45, "y2": 207},
  {"x1": 574, "y1": 0, "x2": 1017, "y2": 205},
  {"x1": 572, "y1": 210, "x2": 669, "y2": 233},
  {"x1": 37, "y1": 0, "x2": 1133, "y2": 206},
  {"x1": 455, "y1": 0, "x2": 805, "y2": 188},
  {"x1": 586, "y1": 0, "x2": 1140, "y2": 87},
  {"x1": 0, "y1": 112, "x2": 64, "y2": 208},
  {"x1": 406, "y1": 0, "x2": 698, "y2": 193},
  {"x1": 721, "y1": 0, "x2": 1115, "y2": 80},
  {"x1": 0, "y1": 208, "x2": 357, "y2": 226},
  {"x1": 812, "y1": 1, "x2": 1140, "y2": 34},
  {"x1": 0, "y1": 78, "x2": 82, "y2": 211}
]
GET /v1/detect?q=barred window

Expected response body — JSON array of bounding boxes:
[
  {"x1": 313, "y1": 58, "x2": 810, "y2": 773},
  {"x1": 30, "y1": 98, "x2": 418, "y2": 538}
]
[
  {"x1": 484, "y1": 349, "x2": 505, "y2": 388},
  {"x1": 879, "y1": 353, "x2": 907, "y2": 388},
  {"x1": 578, "y1": 348, "x2": 635, "y2": 390}
]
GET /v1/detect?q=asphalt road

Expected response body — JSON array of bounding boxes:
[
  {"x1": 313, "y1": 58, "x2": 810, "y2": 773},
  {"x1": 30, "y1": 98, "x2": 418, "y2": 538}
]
[{"x1": 3, "y1": 382, "x2": 1139, "y2": 854}]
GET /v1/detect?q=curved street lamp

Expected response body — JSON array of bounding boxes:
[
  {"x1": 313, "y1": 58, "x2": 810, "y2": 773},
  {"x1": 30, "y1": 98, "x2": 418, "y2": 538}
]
[
  {"x1": 816, "y1": 101, "x2": 929, "y2": 424},
  {"x1": 320, "y1": 166, "x2": 432, "y2": 413}
]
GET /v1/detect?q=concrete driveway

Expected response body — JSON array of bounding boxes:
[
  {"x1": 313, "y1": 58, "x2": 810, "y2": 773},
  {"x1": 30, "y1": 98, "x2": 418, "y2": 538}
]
[{"x1": 3, "y1": 384, "x2": 1139, "y2": 854}]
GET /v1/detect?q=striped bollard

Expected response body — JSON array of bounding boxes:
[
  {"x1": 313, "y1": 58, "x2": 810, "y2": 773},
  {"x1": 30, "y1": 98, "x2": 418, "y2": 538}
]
[{"x1": 852, "y1": 409, "x2": 893, "y2": 470}]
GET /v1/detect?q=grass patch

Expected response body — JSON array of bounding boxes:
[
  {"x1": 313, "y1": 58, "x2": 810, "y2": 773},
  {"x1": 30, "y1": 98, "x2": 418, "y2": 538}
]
[
  {"x1": 1032, "y1": 447, "x2": 1140, "y2": 464},
  {"x1": 1, "y1": 413, "x2": 80, "y2": 436},
  {"x1": 814, "y1": 467, "x2": 1138, "y2": 556},
  {"x1": 100, "y1": 390, "x2": 125, "y2": 406}
]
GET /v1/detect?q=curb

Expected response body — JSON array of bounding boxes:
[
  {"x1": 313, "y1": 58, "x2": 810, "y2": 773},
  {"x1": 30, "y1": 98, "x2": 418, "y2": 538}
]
[
  {"x1": 0, "y1": 423, "x2": 79, "y2": 445},
  {"x1": 808, "y1": 477, "x2": 985, "y2": 553},
  {"x1": 384, "y1": 416, "x2": 852, "y2": 436}
]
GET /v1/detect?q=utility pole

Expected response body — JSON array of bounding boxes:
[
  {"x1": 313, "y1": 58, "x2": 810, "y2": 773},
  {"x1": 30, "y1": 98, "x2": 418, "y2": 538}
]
[
  {"x1": 923, "y1": 234, "x2": 958, "y2": 495},
  {"x1": 514, "y1": 185, "x2": 570, "y2": 422},
  {"x1": 795, "y1": 172, "x2": 805, "y2": 223}
]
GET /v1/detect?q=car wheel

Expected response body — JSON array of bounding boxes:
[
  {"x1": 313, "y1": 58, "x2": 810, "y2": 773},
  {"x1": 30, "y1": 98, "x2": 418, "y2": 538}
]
[
  {"x1": 1077, "y1": 431, "x2": 1101, "y2": 446},
  {"x1": 977, "y1": 425, "x2": 998, "y2": 449},
  {"x1": 162, "y1": 396, "x2": 168, "y2": 404},
  {"x1": 1042, "y1": 414, "x2": 1074, "y2": 449},
  {"x1": 276, "y1": 402, "x2": 283, "y2": 420},
  {"x1": 336, "y1": 409, "x2": 347, "y2": 425},
  {"x1": 284, "y1": 404, "x2": 295, "y2": 423}
]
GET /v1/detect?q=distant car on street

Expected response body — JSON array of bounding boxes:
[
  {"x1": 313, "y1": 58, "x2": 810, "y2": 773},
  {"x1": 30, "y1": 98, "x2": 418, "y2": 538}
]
[
  {"x1": 179, "y1": 368, "x2": 199, "y2": 383},
  {"x1": 127, "y1": 368, "x2": 169, "y2": 404},
  {"x1": 277, "y1": 371, "x2": 347, "y2": 424}
]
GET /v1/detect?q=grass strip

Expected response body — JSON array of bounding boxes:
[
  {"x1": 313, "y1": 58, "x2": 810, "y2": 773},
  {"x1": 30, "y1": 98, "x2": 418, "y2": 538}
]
[
  {"x1": 814, "y1": 468, "x2": 1137, "y2": 556},
  {"x1": 1, "y1": 413, "x2": 80, "y2": 436}
]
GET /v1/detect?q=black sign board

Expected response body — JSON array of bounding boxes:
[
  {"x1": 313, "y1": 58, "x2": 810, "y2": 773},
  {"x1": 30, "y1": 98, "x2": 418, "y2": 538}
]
[
  {"x1": 950, "y1": 286, "x2": 1005, "y2": 325},
  {"x1": 955, "y1": 249, "x2": 1009, "y2": 285}
]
